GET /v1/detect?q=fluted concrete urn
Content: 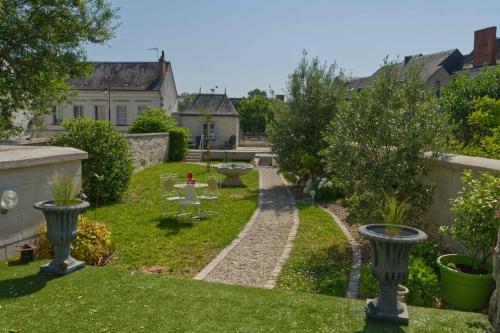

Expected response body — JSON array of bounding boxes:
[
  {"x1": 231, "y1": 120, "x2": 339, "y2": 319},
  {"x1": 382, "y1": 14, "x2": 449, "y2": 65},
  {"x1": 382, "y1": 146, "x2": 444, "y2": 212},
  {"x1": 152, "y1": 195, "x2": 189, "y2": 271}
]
[
  {"x1": 358, "y1": 224, "x2": 427, "y2": 325},
  {"x1": 34, "y1": 200, "x2": 89, "y2": 275},
  {"x1": 214, "y1": 163, "x2": 254, "y2": 187}
]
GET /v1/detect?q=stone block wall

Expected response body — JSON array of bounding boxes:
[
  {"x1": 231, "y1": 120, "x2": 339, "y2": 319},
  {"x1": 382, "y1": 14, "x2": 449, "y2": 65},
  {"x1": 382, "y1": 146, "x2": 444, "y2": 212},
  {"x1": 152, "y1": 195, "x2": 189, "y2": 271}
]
[
  {"x1": 424, "y1": 154, "x2": 500, "y2": 242},
  {"x1": 0, "y1": 145, "x2": 87, "y2": 260},
  {"x1": 125, "y1": 133, "x2": 169, "y2": 171}
]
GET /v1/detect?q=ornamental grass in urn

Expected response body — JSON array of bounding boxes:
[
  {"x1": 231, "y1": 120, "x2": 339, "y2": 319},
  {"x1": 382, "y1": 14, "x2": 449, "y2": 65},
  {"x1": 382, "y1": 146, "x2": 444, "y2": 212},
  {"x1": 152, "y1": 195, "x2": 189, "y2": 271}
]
[
  {"x1": 34, "y1": 173, "x2": 89, "y2": 275},
  {"x1": 358, "y1": 193, "x2": 427, "y2": 325}
]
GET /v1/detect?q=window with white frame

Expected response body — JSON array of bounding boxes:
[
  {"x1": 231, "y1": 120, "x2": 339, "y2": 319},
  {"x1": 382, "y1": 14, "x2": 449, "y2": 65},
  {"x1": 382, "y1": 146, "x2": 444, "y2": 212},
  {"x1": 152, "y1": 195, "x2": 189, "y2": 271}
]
[
  {"x1": 138, "y1": 105, "x2": 148, "y2": 115},
  {"x1": 53, "y1": 107, "x2": 63, "y2": 124},
  {"x1": 95, "y1": 105, "x2": 106, "y2": 120},
  {"x1": 203, "y1": 123, "x2": 215, "y2": 139},
  {"x1": 73, "y1": 105, "x2": 84, "y2": 119},
  {"x1": 116, "y1": 105, "x2": 128, "y2": 125}
]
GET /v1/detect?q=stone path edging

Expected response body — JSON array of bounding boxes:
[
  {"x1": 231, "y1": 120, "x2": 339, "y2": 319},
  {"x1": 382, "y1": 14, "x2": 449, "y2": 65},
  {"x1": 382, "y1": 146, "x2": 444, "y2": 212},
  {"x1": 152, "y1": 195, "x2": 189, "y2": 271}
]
[
  {"x1": 194, "y1": 168, "x2": 264, "y2": 281},
  {"x1": 319, "y1": 206, "x2": 361, "y2": 299}
]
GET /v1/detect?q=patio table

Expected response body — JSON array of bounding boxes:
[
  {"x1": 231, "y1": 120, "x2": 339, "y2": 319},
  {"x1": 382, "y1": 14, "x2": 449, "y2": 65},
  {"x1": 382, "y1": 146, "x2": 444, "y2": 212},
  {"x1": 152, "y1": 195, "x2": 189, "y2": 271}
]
[{"x1": 174, "y1": 183, "x2": 208, "y2": 189}]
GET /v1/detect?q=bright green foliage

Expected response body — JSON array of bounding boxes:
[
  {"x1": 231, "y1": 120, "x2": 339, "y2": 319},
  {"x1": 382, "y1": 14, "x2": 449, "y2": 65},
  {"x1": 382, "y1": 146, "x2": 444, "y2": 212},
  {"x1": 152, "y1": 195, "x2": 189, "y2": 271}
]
[
  {"x1": 440, "y1": 170, "x2": 500, "y2": 270},
  {"x1": 178, "y1": 92, "x2": 197, "y2": 112},
  {"x1": 379, "y1": 194, "x2": 410, "y2": 235},
  {"x1": 168, "y1": 127, "x2": 190, "y2": 161},
  {"x1": 38, "y1": 218, "x2": 113, "y2": 266},
  {"x1": 359, "y1": 265, "x2": 378, "y2": 299},
  {"x1": 314, "y1": 177, "x2": 344, "y2": 202},
  {"x1": 411, "y1": 240, "x2": 439, "y2": 272},
  {"x1": 267, "y1": 52, "x2": 345, "y2": 179},
  {"x1": 406, "y1": 257, "x2": 439, "y2": 307},
  {"x1": 323, "y1": 62, "x2": 449, "y2": 226},
  {"x1": 49, "y1": 172, "x2": 80, "y2": 206},
  {"x1": 276, "y1": 203, "x2": 351, "y2": 297},
  {"x1": 87, "y1": 162, "x2": 258, "y2": 274},
  {"x1": 48, "y1": 119, "x2": 133, "y2": 204},
  {"x1": 0, "y1": 263, "x2": 490, "y2": 333},
  {"x1": 441, "y1": 66, "x2": 500, "y2": 147},
  {"x1": 0, "y1": 0, "x2": 118, "y2": 140},
  {"x1": 238, "y1": 95, "x2": 273, "y2": 133},
  {"x1": 128, "y1": 107, "x2": 176, "y2": 134}
]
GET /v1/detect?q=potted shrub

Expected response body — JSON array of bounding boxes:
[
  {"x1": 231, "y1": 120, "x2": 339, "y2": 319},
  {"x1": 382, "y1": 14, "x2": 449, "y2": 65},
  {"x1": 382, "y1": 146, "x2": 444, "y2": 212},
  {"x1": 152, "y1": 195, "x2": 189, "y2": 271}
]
[
  {"x1": 34, "y1": 173, "x2": 89, "y2": 275},
  {"x1": 438, "y1": 171, "x2": 500, "y2": 310},
  {"x1": 358, "y1": 194, "x2": 427, "y2": 325}
]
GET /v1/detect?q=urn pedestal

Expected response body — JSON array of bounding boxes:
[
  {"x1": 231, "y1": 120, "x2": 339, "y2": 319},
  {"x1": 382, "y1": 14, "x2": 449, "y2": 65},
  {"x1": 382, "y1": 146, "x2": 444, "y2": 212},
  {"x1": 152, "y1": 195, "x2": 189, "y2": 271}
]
[
  {"x1": 214, "y1": 163, "x2": 254, "y2": 187},
  {"x1": 34, "y1": 200, "x2": 89, "y2": 275},
  {"x1": 358, "y1": 224, "x2": 427, "y2": 325}
]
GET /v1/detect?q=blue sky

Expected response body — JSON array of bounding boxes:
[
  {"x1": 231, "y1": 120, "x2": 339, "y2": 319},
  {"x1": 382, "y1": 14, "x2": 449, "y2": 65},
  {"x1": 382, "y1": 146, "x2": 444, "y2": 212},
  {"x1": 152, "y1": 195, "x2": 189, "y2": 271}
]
[{"x1": 86, "y1": 0, "x2": 500, "y2": 97}]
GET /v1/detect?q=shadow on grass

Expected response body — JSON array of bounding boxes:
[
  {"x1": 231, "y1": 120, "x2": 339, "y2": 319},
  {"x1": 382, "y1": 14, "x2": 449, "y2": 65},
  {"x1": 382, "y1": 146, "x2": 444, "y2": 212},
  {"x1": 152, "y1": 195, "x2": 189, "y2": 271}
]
[
  {"x1": 0, "y1": 271, "x2": 57, "y2": 299},
  {"x1": 154, "y1": 216, "x2": 194, "y2": 236},
  {"x1": 466, "y1": 320, "x2": 495, "y2": 332},
  {"x1": 355, "y1": 319, "x2": 406, "y2": 333}
]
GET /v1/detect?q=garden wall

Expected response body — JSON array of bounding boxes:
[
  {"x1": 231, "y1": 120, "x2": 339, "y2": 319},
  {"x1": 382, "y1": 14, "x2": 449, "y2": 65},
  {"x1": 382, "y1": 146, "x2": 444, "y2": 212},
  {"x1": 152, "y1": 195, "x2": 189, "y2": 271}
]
[
  {"x1": 125, "y1": 133, "x2": 169, "y2": 171},
  {"x1": 424, "y1": 153, "x2": 500, "y2": 241},
  {"x1": 0, "y1": 145, "x2": 87, "y2": 261}
]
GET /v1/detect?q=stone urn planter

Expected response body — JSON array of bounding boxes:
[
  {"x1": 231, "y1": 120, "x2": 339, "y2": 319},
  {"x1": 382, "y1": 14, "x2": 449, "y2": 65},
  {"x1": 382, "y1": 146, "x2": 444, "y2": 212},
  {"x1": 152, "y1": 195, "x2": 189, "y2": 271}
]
[
  {"x1": 34, "y1": 200, "x2": 89, "y2": 275},
  {"x1": 214, "y1": 163, "x2": 254, "y2": 187},
  {"x1": 358, "y1": 224, "x2": 427, "y2": 325}
]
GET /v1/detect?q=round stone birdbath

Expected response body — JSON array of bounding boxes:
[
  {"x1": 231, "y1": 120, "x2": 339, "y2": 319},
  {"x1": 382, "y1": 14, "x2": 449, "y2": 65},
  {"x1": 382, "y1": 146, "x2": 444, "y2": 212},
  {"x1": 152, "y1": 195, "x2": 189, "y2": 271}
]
[
  {"x1": 357, "y1": 224, "x2": 427, "y2": 325},
  {"x1": 214, "y1": 163, "x2": 254, "y2": 187}
]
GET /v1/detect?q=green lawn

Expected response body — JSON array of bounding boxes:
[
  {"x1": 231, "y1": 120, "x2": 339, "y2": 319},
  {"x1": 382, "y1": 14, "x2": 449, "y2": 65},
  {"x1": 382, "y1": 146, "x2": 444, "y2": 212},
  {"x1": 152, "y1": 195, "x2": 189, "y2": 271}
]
[
  {"x1": 0, "y1": 262, "x2": 492, "y2": 332},
  {"x1": 276, "y1": 203, "x2": 351, "y2": 297},
  {"x1": 89, "y1": 162, "x2": 259, "y2": 276}
]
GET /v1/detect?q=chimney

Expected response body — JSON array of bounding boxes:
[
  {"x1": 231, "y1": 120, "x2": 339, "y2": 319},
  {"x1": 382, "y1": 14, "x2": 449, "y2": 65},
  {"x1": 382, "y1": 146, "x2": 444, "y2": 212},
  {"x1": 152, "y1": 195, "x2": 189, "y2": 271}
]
[
  {"x1": 159, "y1": 50, "x2": 167, "y2": 76},
  {"x1": 275, "y1": 94, "x2": 285, "y2": 101},
  {"x1": 473, "y1": 26, "x2": 497, "y2": 66}
]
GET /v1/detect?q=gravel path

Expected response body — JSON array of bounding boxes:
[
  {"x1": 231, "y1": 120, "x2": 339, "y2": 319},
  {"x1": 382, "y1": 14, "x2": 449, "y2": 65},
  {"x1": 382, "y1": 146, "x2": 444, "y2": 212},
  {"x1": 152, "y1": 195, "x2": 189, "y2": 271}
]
[{"x1": 195, "y1": 167, "x2": 299, "y2": 288}]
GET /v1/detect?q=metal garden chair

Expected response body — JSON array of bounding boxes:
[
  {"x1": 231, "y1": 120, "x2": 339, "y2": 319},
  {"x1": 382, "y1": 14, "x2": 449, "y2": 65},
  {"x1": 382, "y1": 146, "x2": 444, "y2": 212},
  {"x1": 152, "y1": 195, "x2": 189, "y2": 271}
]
[
  {"x1": 160, "y1": 173, "x2": 183, "y2": 216},
  {"x1": 199, "y1": 175, "x2": 221, "y2": 216},
  {"x1": 177, "y1": 183, "x2": 202, "y2": 222}
]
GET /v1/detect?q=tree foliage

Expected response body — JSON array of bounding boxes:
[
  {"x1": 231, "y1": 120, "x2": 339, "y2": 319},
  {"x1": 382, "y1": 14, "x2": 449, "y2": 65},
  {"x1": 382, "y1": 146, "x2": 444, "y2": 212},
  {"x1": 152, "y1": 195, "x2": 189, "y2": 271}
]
[
  {"x1": 267, "y1": 52, "x2": 345, "y2": 179},
  {"x1": 238, "y1": 95, "x2": 273, "y2": 133},
  {"x1": 441, "y1": 67, "x2": 500, "y2": 146},
  {"x1": 178, "y1": 92, "x2": 197, "y2": 112},
  {"x1": 129, "y1": 107, "x2": 176, "y2": 134},
  {"x1": 0, "y1": 0, "x2": 118, "y2": 140},
  {"x1": 323, "y1": 62, "x2": 449, "y2": 226}
]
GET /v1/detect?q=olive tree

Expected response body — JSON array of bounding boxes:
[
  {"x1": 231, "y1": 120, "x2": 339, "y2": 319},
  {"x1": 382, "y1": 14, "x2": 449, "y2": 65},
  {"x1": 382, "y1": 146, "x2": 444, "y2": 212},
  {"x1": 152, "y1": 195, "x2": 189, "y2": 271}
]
[
  {"x1": 267, "y1": 52, "x2": 345, "y2": 180},
  {"x1": 323, "y1": 62, "x2": 450, "y2": 226}
]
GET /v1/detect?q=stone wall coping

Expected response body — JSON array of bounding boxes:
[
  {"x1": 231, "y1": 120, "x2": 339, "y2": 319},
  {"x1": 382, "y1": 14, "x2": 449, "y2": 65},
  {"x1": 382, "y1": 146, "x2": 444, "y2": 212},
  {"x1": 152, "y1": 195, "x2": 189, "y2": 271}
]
[
  {"x1": 124, "y1": 133, "x2": 169, "y2": 138},
  {"x1": 0, "y1": 145, "x2": 88, "y2": 170},
  {"x1": 424, "y1": 152, "x2": 500, "y2": 173}
]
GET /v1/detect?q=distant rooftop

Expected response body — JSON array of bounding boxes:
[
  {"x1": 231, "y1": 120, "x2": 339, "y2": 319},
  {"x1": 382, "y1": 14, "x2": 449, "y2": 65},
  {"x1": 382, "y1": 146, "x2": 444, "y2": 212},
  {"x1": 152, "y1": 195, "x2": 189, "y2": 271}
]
[{"x1": 178, "y1": 94, "x2": 239, "y2": 117}]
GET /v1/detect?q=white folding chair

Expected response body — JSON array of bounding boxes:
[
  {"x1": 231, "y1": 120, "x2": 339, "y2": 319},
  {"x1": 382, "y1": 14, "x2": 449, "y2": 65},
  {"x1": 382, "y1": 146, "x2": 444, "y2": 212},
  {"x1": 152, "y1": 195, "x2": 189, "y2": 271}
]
[
  {"x1": 177, "y1": 184, "x2": 202, "y2": 222},
  {"x1": 200, "y1": 175, "x2": 221, "y2": 216},
  {"x1": 160, "y1": 174, "x2": 183, "y2": 216}
]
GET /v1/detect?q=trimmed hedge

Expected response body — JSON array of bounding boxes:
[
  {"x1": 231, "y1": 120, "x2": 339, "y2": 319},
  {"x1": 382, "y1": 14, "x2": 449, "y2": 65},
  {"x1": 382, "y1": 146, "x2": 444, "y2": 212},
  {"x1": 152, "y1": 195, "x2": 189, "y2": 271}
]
[
  {"x1": 129, "y1": 107, "x2": 176, "y2": 134},
  {"x1": 169, "y1": 127, "x2": 190, "y2": 161},
  {"x1": 48, "y1": 119, "x2": 133, "y2": 203}
]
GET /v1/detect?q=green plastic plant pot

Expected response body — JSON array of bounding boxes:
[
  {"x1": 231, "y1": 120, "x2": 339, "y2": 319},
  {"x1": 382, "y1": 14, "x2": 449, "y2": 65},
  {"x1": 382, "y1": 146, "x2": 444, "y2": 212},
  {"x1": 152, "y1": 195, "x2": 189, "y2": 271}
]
[{"x1": 437, "y1": 254, "x2": 493, "y2": 310}]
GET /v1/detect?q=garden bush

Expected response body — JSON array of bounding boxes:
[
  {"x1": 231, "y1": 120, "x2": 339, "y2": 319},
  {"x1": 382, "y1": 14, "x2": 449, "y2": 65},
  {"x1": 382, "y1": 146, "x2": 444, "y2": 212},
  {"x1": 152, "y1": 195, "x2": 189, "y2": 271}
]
[
  {"x1": 38, "y1": 218, "x2": 113, "y2": 266},
  {"x1": 169, "y1": 126, "x2": 190, "y2": 161},
  {"x1": 359, "y1": 265, "x2": 378, "y2": 298},
  {"x1": 128, "y1": 107, "x2": 176, "y2": 134},
  {"x1": 410, "y1": 240, "x2": 439, "y2": 272},
  {"x1": 406, "y1": 257, "x2": 440, "y2": 307},
  {"x1": 48, "y1": 119, "x2": 133, "y2": 203},
  {"x1": 323, "y1": 61, "x2": 450, "y2": 227},
  {"x1": 312, "y1": 177, "x2": 344, "y2": 202}
]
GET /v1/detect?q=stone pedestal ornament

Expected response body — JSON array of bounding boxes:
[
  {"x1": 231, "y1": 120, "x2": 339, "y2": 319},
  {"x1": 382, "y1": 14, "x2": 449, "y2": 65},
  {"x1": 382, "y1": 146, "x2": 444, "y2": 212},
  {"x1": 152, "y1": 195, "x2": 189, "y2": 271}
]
[
  {"x1": 34, "y1": 200, "x2": 89, "y2": 275},
  {"x1": 358, "y1": 224, "x2": 427, "y2": 325},
  {"x1": 214, "y1": 163, "x2": 254, "y2": 187},
  {"x1": 489, "y1": 227, "x2": 500, "y2": 331}
]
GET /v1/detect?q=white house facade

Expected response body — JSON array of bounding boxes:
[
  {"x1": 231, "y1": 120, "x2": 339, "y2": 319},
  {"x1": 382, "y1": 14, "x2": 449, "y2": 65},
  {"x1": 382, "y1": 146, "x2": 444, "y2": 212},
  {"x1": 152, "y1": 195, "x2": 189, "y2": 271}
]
[{"x1": 43, "y1": 51, "x2": 178, "y2": 135}]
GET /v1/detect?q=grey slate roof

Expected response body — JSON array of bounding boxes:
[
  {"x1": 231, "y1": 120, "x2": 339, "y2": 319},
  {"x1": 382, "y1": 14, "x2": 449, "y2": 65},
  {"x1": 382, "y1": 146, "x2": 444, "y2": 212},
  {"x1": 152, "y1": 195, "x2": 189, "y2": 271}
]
[
  {"x1": 347, "y1": 49, "x2": 462, "y2": 90},
  {"x1": 69, "y1": 62, "x2": 170, "y2": 91},
  {"x1": 179, "y1": 94, "x2": 239, "y2": 117}
]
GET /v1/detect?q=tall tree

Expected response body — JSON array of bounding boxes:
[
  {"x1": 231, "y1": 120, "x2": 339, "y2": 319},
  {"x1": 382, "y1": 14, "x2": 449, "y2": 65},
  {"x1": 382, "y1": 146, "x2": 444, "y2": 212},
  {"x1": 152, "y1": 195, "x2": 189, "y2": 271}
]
[
  {"x1": 267, "y1": 52, "x2": 345, "y2": 179},
  {"x1": 178, "y1": 92, "x2": 197, "y2": 112},
  {"x1": 238, "y1": 95, "x2": 272, "y2": 133},
  {"x1": 0, "y1": 0, "x2": 119, "y2": 140},
  {"x1": 247, "y1": 88, "x2": 268, "y2": 99}
]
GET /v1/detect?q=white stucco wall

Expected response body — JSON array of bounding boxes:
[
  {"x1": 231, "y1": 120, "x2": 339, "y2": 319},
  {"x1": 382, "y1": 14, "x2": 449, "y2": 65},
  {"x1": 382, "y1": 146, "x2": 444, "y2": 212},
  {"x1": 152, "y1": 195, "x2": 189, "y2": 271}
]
[
  {"x1": 0, "y1": 145, "x2": 87, "y2": 261},
  {"x1": 176, "y1": 115, "x2": 239, "y2": 148}
]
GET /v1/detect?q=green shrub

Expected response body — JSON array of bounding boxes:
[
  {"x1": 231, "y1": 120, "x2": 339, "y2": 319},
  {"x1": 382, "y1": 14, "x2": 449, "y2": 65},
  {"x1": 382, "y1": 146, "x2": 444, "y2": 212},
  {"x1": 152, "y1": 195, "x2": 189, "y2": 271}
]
[
  {"x1": 406, "y1": 257, "x2": 439, "y2": 307},
  {"x1": 440, "y1": 170, "x2": 500, "y2": 270},
  {"x1": 169, "y1": 127, "x2": 190, "y2": 161},
  {"x1": 38, "y1": 218, "x2": 114, "y2": 266},
  {"x1": 314, "y1": 177, "x2": 344, "y2": 202},
  {"x1": 129, "y1": 107, "x2": 176, "y2": 134},
  {"x1": 359, "y1": 265, "x2": 378, "y2": 298},
  {"x1": 411, "y1": 240, "x2": 439, "y2": 272},
  {"x1": 323, "y1": 61, "x2": 449, "y2": 227},
  {"x1": 48, "y1": 119, "x2": 133, "y2": 203}
]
